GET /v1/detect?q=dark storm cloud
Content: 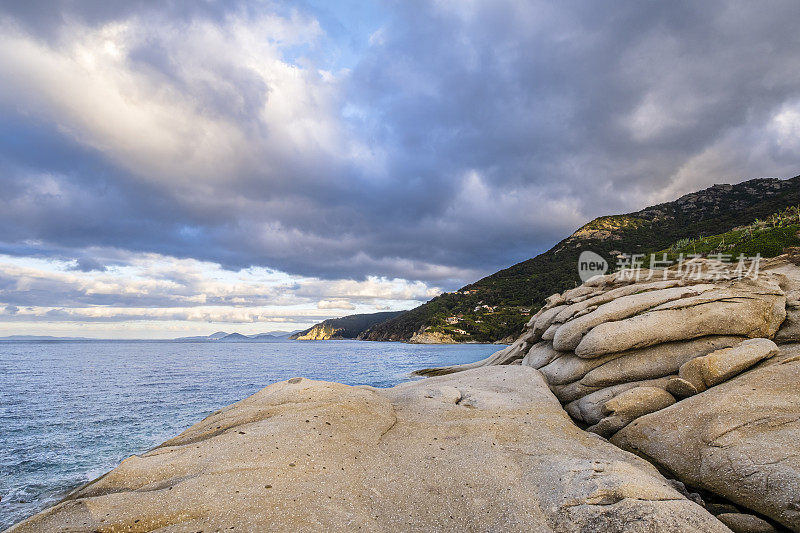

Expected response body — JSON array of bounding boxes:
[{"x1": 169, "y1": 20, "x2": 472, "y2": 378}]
[
  {"x1": 0, "y1": 0, "x2": 237, "y2": 40},
  {"x1": 0, "y1": 0, "x2": 799, "y2": 289}
]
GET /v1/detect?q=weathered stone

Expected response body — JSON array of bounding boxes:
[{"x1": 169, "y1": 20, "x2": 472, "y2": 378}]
[
  {"x1": 538, "y1": 350, "x2": 620, "y2": 386},
  {"x1": 9, "y1": 367, "x2": 727, "y2": 533},
  {"x1": 545, "y1": 292, "x2": 566, "y2": 308},
  {"x1": 666, "y1": 377, "x2": 700, "y2": 398},
  {"x1": 587, "y1": 387, "x2": 676, "y2": 438},
  {"x1": 575, "y1": 282, "x2": 786, "y2": 358},
  {"x1": 520, "y1": 341, "x2": 561, "y2": 369},
  {"x1": 676, "y1": 358, "x2": 709, "y2": 393},
  {"x1": 678, "y1": 338, "x2": 778, "y2": 389},
  {"x1": 552, "y1": 280, "x2": 684, "y2": 325},
  {"x1": 549, "y1": 380, "x2": 605, "y2": 403},
  {"x1": 541, "y1": 323, "x2": 560, "y2": 341},
  {"x1": 587, "y1": 415, "x2": 628, "y2": 438},
  {"x1": 601, "y1": 387, "x2": 676, "y2": 419},
  {"x1": 533, "y1": 304, "x2": 568, "y2": 336},
  {"x1": 565, "y1": 377, "x2": 673, "y2": 425},
  {"x1": 716, "y1": 513, "x2": 777, "y2": 533},
  {"x1": 579, "y1": 336, "x2": 744, "y2": 388},
  {"x1": 560, "y1": 284, "x2": 602, "y2": 303},
  {"x1": 776, "y1": 307, "x2": 800, "y2": 343},
  {"x1": 553, "y1": 285, "x2": 716, "y2": 352},
  {"x1": 613, "y1": 351, "x2": 800, "y2": 530},
  {"x1": 526, "y1": 308, "x2": 542, "y2": 328}
]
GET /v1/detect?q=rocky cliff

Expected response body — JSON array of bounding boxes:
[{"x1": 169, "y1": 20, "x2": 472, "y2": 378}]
[
  {"x1": 11, "y1": 254, "x2": 800, "y2": 532},
  {"x1": 290, "y1": 311, "x2": 405, "y2": 340},
  {"x1": 292, "y1": 321, "x2": 341, "y2": 340}
]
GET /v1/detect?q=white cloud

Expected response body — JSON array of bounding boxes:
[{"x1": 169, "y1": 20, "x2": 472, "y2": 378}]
[
  {"x1": 0, "y1": 10, "x2": 345, "y2": 191},
  {"x1": 317, "y1": 299, "x2": 355, "y2": 310},
  {"x1": 0, "y1": 251, "x2": 438, "y2": 337}
]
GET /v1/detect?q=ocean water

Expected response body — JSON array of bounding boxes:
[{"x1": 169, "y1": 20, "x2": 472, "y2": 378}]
[{"x1": 0, "y1": 340, "x2": 497, "y2": 530}]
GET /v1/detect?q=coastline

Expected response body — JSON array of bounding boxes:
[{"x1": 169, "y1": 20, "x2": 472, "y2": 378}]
[
  {"x1": 7, "y1": 367, "x2": 727, "y2": 533},
  {"x1": 12, "y1": 255, "x2": 800, "y2": 532}
]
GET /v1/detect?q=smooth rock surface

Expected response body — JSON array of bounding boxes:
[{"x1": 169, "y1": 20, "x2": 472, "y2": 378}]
[
  {"x1": 677, "y1": 338, "x2": 778, "y2": 390},
  {"x1": 612, "y1": 346, "x2": 800, "y2": 530},
  {"x1": 586, "y1": 387, "x2": 675, "y2": 438},
  {"x1": 601, "y1": 386, "x2": 676, "y2": 419},
  {"x1": 575, "y1": 285, "x2": 785, "y2": 357},
  {"x1": 565, "y1": 377, "x2": 673, "y2": 425},
  {"x1": 579, "y1": 336, "x2": 744, "y2": 388},
  {"x1": 521, "y1": 340, "x2": 561, "y2": 369},
  {"x1": 552, "y1": 284, "x2": 716, "y2": 351},
  {"x1": 10, "y1": 367, "x2": 728, "y2": 533},
  {"x1": 716, "y1": 513, "x2": 777, "y2": 533}
]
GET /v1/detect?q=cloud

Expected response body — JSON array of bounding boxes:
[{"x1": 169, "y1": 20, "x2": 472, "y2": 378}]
[
  {"x1": 70, "y1": 257, "x2": 107, "y2": 272},
  {"x1": 317, "y1": 299, "x2": 355, "y2": 310},
  {"x1": 0, "y1": 0, "x2": 798, "y2": 328},
  {"x1": 0, "y1": 252, "x2": 435, "y2": 335}
]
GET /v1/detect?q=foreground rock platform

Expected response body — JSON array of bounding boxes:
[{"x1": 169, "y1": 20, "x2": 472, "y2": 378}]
[
  {"x1": 417, "y1": 255, "x2": 800, "y2": 531},
  {"x1": 9, "y1": 367, "x2": 727, "y2": 533}
]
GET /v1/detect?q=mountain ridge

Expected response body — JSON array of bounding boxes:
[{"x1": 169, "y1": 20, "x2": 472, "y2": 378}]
[
  {"x1": 361, "y1": 175, "x2": 800, "y2": 343},
  {"x1": 290, "y1": 311, "x2": 406, "y2": 340}
]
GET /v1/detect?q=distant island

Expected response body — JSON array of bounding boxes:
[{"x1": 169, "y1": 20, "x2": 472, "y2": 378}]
[
  {"x1": 173, "y1": 330, "x2": 302, "y2": 342},
  {"x1": 0, "y1": 331, "x2": 303, "y2": 342}
]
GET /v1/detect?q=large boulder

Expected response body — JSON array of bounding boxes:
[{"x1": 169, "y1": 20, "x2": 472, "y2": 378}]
[
  {"x1": 612, "y1": 348, "x2": 800, "y2": 531},
  {"x1": 552, "y1": 284, "x2": 717, "y2": 351},
  {"x1": 10, "y1": 367, "x2": 728, "y2": 533},
  {"x1": 420, "y1": 259, "x2": 792, "y2": 411},
  {"x1": 586, "y1": 387, "x2": 676, "y2": 438},
  {"x1": 574, "y1": 283, "x2": 785, "y2": 358},
  {"x1": 565, "y1": 376, "x2": 673, "y2": 425},
  {"x1": 579, "y1": 336, "x2": 745, "y2": 388},
  {"x1": 672, "y1": 338, "x2": 778, "y2": 394}
]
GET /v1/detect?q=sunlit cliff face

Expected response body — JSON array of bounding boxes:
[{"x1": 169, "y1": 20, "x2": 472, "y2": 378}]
[{"x1": 1, "y1": 1, "x2": 800, "y2": 336}]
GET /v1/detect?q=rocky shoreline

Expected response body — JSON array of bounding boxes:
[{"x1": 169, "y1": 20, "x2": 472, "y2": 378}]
[{"x1": 9, "y1": 255, "x2": 800, "y2": 532}]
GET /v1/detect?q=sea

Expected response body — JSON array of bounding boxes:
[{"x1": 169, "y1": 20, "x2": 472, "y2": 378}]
[{"x1": 0, "y1": 339, "x2": 497, "y2": 530}]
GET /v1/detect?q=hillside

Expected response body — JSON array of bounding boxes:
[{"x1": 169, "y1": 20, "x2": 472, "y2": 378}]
[
  {"x1": 361, "y1": 175, "x2": 800, "y2": 343},
  {"x1": 290, "y1": 311, "x2": 405, "y2": 340}
]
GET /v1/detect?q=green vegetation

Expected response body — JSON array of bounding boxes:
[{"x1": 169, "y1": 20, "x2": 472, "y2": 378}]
[
  {"x1": 362, "y1": 177, "x2": 800, "y2": 343},
  {"x1": 649, "y1": 204, "x2": 800, "y2": 264},
  {"x1": 572, "y1": 215, "x2": 649, "y2": 237}
]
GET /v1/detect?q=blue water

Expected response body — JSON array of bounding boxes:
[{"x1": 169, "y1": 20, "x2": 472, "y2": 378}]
[{"x1": 0, "y1": 340, "x2": 496, "y2": 530}]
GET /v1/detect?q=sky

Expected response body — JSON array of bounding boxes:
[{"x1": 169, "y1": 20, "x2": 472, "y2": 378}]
[{"x1": 0, "y1": 0, "x2": 799, "y2": 338}]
